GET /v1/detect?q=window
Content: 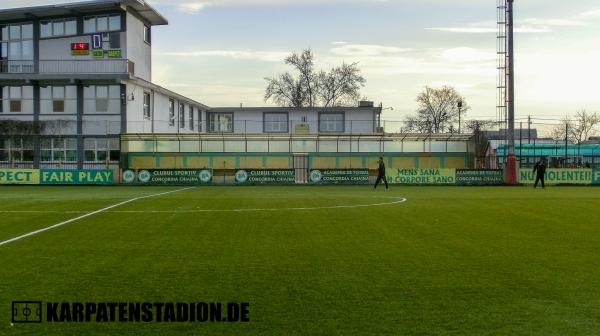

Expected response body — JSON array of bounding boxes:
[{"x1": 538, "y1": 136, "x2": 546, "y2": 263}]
[
  {"x1": 143, "y1": 92, "x2": 151, "y2": 119},
  {"x1": 83, "y1": 85, "x2": 120, "y2": 114},
  {"x1": 264, "y1": 112, "x2": 289, "y2": 133},
  {"x1": 1, "y1": 23, "x2": 33, "y2": 73},
  {"x1": 41, "y1": 138, "x2": 77, "y2": 163},
  {"x1": 143, "y1": 25, "x2": 151, "y2": 44},
  {"x1": 179, "y1": 103, "x2": 185, "y2": 128},
  {"x1": 189, "y1": 107, "x2": 194, "y2": 131},
  {"x1": 0, "y1": 138, "x2": 33, "y2": 162},
  {"x1": 168, "y1": 99, "x2": 175, "y2": 126},
  {"x1": 84, "y1": 14, "x2": 121, "y2": 34},
  {"x1": 8, "y1": 86, "x2": 21, "y2": 112},
  {"x1": 319, "y1": 112, "x2": 345, "y2": 133},
  {"x1": 1, "y1": 86, "x2": 33, "y2": 113},
  {"x1": 40, "y1": 19, "x2": 77, "y2": 38},
  {"x1": 208, "y1": 113, "x2": 234, "y2": 133},
  {"x1": 84, "y1": 138, "x2": 119, "y2": 162},
  {"x1": 41, "y1": 86, "x2": 76, "y2": 114}
]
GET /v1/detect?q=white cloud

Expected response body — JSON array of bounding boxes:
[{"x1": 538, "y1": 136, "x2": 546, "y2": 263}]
[
  {"x1": 155, "y1": 49, "x2": 290, "y2": 62},
  {"x1": 330, "y1": 42, "x2": 411, "y2": 57},
  {"x1": 176, "y1": 2, "x2": 209, "y2": 14}
]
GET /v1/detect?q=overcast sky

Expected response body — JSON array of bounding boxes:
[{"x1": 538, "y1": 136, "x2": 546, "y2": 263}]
[{"x1": 2, "y1": 0, "x2": 600, "y2": 125}]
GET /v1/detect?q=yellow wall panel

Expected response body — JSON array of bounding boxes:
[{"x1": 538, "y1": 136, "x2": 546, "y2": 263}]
[
  {"x1": 391, "y1": 157, "x2": 417, "y2": 169},
  {"x1": 212, "y1": 157, "x2": 236, "y2": 169},
  {"x1": 266, "y1": 157, "x2": 291, "y2": 169},
  {"x1": 130, "y1": 157, "x2": 156, "y2": 169},
  {"x1": 418, "y1": 157, "x2": 440, "y2": 168},
  {"x1": 311, "y1": 157, "x2": 336, "y2": 169},
  {"x1": 186, "y1": 157, "x2": 210, "y2": 169},
  {"x1": 240, "y1": 157, "x2": 264, "y2": 169},
  {"x1": 158, "y1": 156, "x2": 184, "y2": 169},
  {"x1": 444, "y1": 157, "x2": 466, "y2": 169}
]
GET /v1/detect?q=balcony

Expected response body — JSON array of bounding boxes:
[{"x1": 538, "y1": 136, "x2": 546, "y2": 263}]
[{"x1": 0, "y1": 59, "x2": 135, "y2": 80}]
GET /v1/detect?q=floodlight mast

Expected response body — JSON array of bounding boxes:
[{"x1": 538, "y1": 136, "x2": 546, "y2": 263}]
[{"x1": 505, "y1": 0, "x2": 517, "y2": 184}]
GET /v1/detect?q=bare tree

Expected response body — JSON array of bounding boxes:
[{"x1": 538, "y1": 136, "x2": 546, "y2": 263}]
[
  {"x1": 318, "y1": 62, "x2": 365, "y2": 107},
  {"x1": 265, "y1": 49, "x2": 366, "y2": 107},
  {"x1": 403, "y1": 115, "x2": 433, "y2": 133},
  {"x1": 413, "y1": 86, "x2": 469, "y2": 133},
  {"x1": 571, "y1": 110, "x2": 599, "y2": 143},
  {"x1": 552, "y1": 110, "x2": 599, "y2": 144},
  {"x1": 464, "y1": 119, "x2": 497, "y2": 133},
  {"x1": 264, "y1": 72, "x2": 306, "y2": 107}
]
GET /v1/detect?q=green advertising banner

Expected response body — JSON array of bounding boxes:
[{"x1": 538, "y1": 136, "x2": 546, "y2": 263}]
[
  {"x1": 122, "y1": 170, "x2": 213, "y2": 185},
  {"x1": 519, "y1": 169, "x2": 593, "y2": 185},
  {"x1": 41, "y1": 170, "x2": 114, "y2": 185},
  {"x1": 310, "y1": 169, "x2": 370, "y2": 184},
  {"x1": 594, "y1": 169, "x2": 600, "y2": 185},
  {"x1": 386, "y1": 168, "x2": 456, "y2": 185},
  {"x1": 456, "y1": 170, "x2": 504, "y2": 186},
  {"x1": 235, "y1": 170, "x2": 295, "y2": 184},
  {"x1": 0, "y1": 169, "x2": 40, "y2": 184}
]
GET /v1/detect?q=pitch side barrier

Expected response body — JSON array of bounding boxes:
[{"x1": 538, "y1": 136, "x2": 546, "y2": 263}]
[
  {"x1": 0, "y1": 169, "x2": 114, "y2": 185},
  {"x1": 4, "y1": 168, "x2": 598, "y2": 186}
]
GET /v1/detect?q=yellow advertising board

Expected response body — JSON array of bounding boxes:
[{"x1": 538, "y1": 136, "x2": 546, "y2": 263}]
[{"x1": 0, "y1": 169, "x2": 40, "y2": 184}]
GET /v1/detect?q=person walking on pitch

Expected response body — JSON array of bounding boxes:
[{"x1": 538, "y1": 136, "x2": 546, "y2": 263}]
[
  {"x1": 374, "y1": 156, "x2": 389, "y2": 190},
  {"x1": 533, "y1": 158, "x2": 547, "y2": 189}
]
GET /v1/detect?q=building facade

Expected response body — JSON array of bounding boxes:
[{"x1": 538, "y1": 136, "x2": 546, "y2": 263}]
[
  {"x1": 0, "y1": 0, "x2": 473, "y2": 181},
  {"x1": 0, "y1": 0, "x2": 208, "y2": 169}
]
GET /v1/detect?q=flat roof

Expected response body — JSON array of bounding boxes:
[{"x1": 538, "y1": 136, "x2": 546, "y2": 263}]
[
  {"x1": 209, "y1": 107, "x2": 382, "y2": 113},
  {"x1": 0, "y1": 0, "x2": 168, "y2": 26}
]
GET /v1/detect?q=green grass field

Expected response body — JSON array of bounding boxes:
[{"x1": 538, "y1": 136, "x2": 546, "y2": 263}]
[{"x1": 0, "y1": 185, "x2": 599, "y2": 335}]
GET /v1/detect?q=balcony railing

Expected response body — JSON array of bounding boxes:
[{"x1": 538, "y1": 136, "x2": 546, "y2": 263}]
[{"x1": 0, "y1": 59, "x2": 134, "y2": 76}]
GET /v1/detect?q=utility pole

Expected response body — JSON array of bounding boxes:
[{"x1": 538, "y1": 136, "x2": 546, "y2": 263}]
[
  {"x1": 565, "y1": 122, "x2": 569, "y2": 166},
  {"x1": 519, "y1": 122, "x2": 522, "y2": 167},
  {"x1": 457, "y1": 100, "x2": 463, "y2": 134},
  {"x1": 505, "y1": 0, "x2": 517, "y2": 184},
  {"x1": 527, "y1": 115, "x2": 531, "y2": 144}
]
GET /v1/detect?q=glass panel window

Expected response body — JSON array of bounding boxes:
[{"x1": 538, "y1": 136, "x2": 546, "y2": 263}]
[
  {"x1": 21, "y1": 24, "x2": 33, "y2": 39},
  {"x1": 189, "y1": 108, "x2": 194, "y2": 130},
  {"x1": 40, "y1": 22, "x2": 51, "y2": 38},
  {"x1": 65, "y1": 20, "x2": 77, "y2": 35},
  {"x1": 168, "y1": 99, "x2": 175, "y2": 126},
  {"x1": 109, "y1": 15, "x2": 121, "y2": 31},
  {"x1": 52, "y1": 21, "x2": 64, "y2": 36},
  {"x1": 84, "y1": 18, "x2": 95, "y2": 33},
  {"x1": 319, "y1": 113, "x2": 345, "y2": 133},
  {"x1": 179, "y1": 103, "x2": 185, "y2": 128},
  {"x1": 9, "y1": 25, "x2": 20, "y2": 40},
  {"x1": 21, "y1": 40, "x2": 33, "y2": 60},
  {"x1": 143, "y1": 26, "x2": 151, "y2": 44},
  {"x1": 97, "y1": 16, "x2": 108, "y2": 32},
  {"x1": 264, "y1": 113, "x2": 289, "y2": 133},
  {"x1": 209, "y1": 113, "x2": 233, "y2": 133},
  {"x1": 143, "y1": 92, "x2": 151, "y2": 119}
]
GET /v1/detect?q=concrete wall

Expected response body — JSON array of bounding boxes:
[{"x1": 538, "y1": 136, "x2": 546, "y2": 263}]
[
  {"x1": 124, "y1": 81, "x2": 205, "y2": 134},
  {"x1": 207, "y1": 108, "x2": 378, "y2": 134},
  {"x1": 125, "y1": 11, "x2": 151, "y2": 81}
]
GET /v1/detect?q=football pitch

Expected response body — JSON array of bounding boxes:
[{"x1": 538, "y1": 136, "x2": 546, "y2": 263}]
[{"x1": 1, "y1": 185, "x2": 599, "y2": 335}]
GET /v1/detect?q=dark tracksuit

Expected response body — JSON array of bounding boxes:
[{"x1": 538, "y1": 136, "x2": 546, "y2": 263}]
[
  {"x1": 374, "y1": 160, "x2": 389, "y2": 189},
  {"x1": 533, "y1": 162, "x2": 546, "y2": 188}
]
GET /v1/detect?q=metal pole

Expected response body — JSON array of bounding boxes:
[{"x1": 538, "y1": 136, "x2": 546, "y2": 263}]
[
  {"x1": 505, "y1": 0, "x2": 517, "y2": 184},
  {"x1": 527, "y1": 115, "x2": 531, "y2": 144},
  {"x1": 519, "y1": 121, "x2": 522, "y2": 167},
  {"x1": 565, "y1": 121, "x2": 568, "y2": 165}
]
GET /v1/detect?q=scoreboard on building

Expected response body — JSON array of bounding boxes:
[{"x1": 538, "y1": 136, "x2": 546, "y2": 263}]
[{"x1": 71, "y1": 43, "x2": 90, "y2": 55}]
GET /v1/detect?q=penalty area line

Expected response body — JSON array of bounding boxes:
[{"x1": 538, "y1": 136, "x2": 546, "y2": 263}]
[{"x1": 0, "y1": 187, "x2": 195, "y2": 248}]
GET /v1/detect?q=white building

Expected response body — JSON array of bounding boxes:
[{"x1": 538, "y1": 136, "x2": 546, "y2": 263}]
[{"x1": 0, "y1": 0, "x2": 383, "y2": 170}]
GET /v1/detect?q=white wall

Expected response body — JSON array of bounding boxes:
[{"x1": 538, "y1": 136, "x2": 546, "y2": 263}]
[
  {"x1": 124, "y1": 81, "x2": 204, "y2": 134},
  {"x1": 125, "y1": 12, "x2": 151, "y2": 81}
]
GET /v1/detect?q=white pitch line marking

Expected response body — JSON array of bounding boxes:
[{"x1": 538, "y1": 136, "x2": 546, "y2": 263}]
[
  {"x1": 0, "y1": 187, "x2": 195, "y2": 247},
  {"x1": 0, "y1": 198, "x2": 407, "y2": 214}
]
